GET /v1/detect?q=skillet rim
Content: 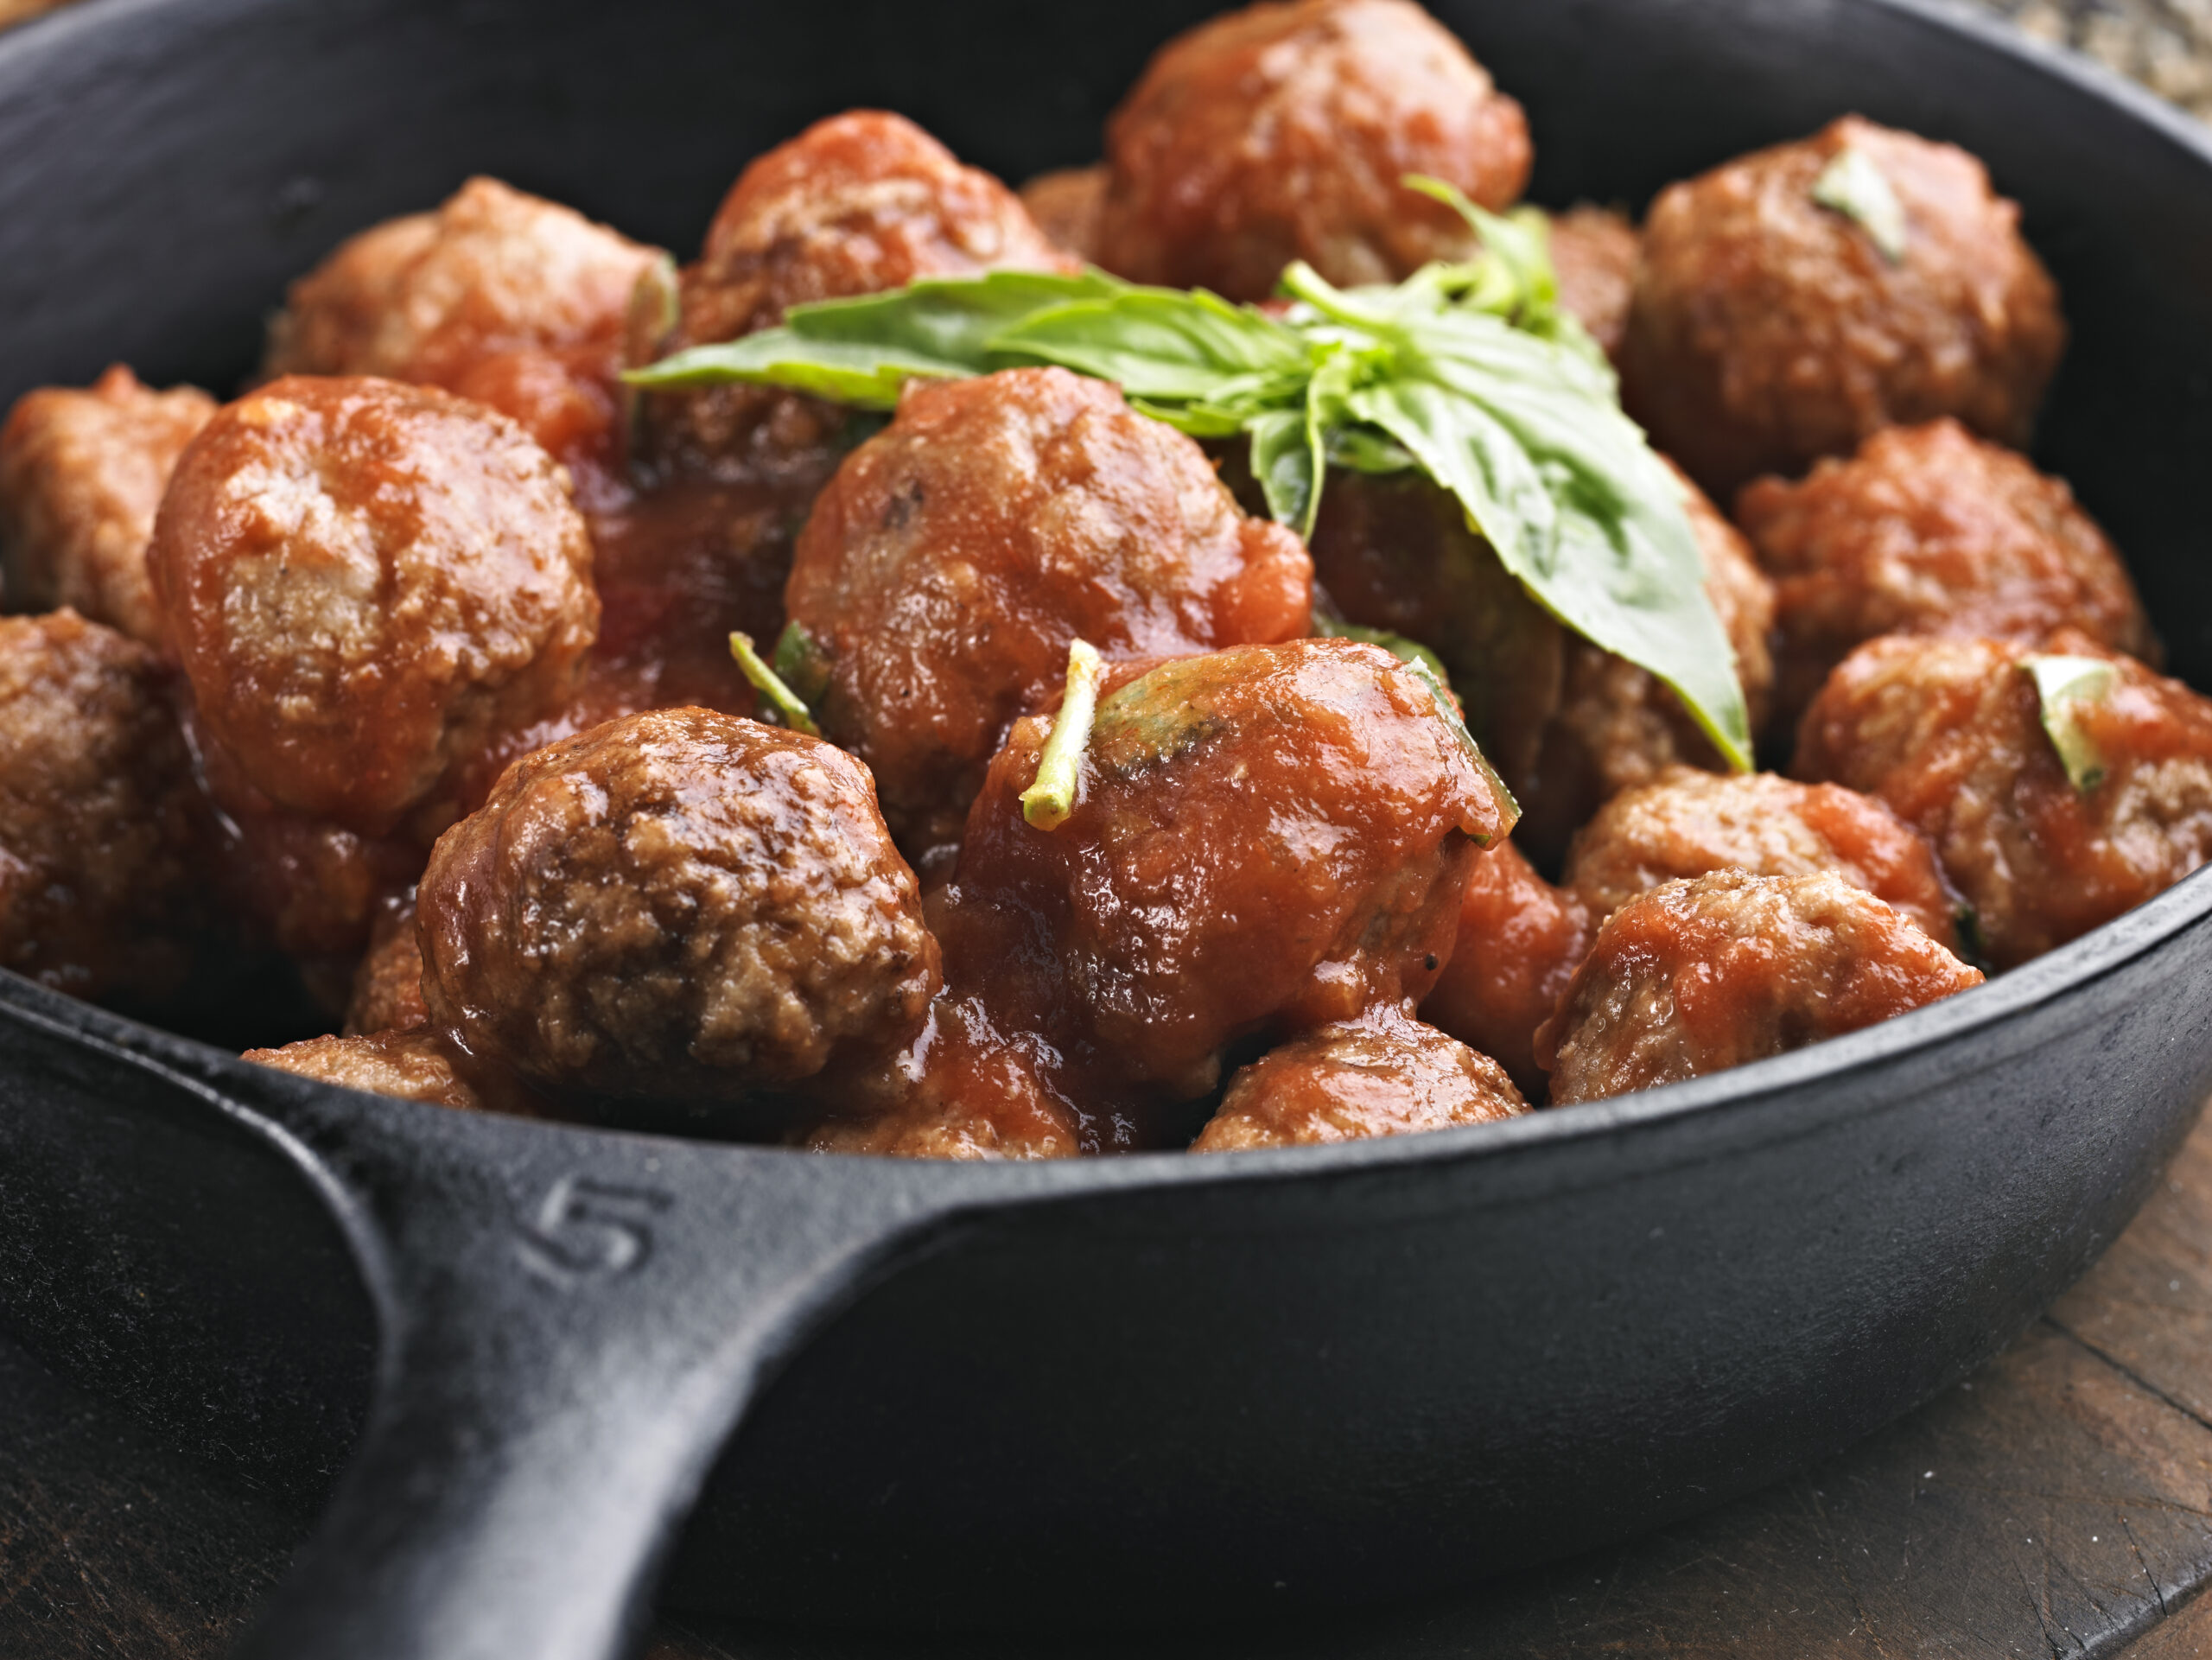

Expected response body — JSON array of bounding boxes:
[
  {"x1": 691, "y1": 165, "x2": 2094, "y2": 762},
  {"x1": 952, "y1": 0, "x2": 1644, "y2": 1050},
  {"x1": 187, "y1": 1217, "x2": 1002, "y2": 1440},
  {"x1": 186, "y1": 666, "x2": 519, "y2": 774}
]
[{"x1": 2, "y1": 0, "x2": 2209, "y2": 1202}]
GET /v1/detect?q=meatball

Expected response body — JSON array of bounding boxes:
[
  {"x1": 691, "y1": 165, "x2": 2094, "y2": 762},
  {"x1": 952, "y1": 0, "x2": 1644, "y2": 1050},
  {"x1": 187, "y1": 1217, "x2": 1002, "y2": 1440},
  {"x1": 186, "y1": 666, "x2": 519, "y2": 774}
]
[
  {"x1": 345, "y1": 890, "x2": 428, "y2": 1036},
  {"x1": 0, "y1": 610, "x2": 200, "y2": 1002},
  {"x1": 263, "y1": 176, "x2": 659, "y2": 387},
  {"x1": 785, "y1": 366, "x2": 1313, "y2": 854},
  {"x1": 645, "y1": 111, "x2": 1074, "y2": 481},
  {"x1": 1096, "y1": 0, "x2": 1531, "y2": 300},
  {"x1": 795, "y1": 996, "x2": 1080, "y2": 1160},
  {"x1": 149, "y1": 376, "x2": 599, "y2": 841},
  {"x1": 1548, "y1": 206, "x2": 1639, "y2": 361},
  {"x1": 1514, "y1": 466, "x2": 1777, "y2": 862},
  {"x1": 1562, "y1": 765, "x2": 1962, "y2": 951},
  {"x1": 418, "y1": 708, "x2": 940, "y2": 1115},
  {"x1": 0, "y1": 366, "x2": 215, "y2": 646},
  {"x1": 244, "y1": 1027, "x2": 528, "y2": 1116},
  {"x1": 1537, "y1": 869, "x2": 1983, "y2": 1104},
  {"x1": 1794, "y1": 633, "x2": 2212, "y2": 969},
  {"x1": 1192, "y1": 1010, "x2": 1527, "y2": 1152},
  {"x1": 1621, "y1": 116, "x2": 2066, "y2": 498},
  {"x1": 1418, "y1": 839, "x2": 1592, "y2": 1097},
  {"x1": 1019, "y1": 165, "x2": 1108, "y2": 264},
  {"x1": 1737, "y1": 419, "x2": 2155, "y2": 725},
  {"x1": 934, "y1": 639, "x2": 1516, "y2": 1121}
]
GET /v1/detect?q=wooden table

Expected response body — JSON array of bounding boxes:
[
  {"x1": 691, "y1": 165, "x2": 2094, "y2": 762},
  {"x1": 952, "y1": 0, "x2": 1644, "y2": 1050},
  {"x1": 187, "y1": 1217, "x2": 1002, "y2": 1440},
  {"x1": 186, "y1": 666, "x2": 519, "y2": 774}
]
[{"x1": 4, "y1": 1102, "x2": 2212, "y2": 1659}]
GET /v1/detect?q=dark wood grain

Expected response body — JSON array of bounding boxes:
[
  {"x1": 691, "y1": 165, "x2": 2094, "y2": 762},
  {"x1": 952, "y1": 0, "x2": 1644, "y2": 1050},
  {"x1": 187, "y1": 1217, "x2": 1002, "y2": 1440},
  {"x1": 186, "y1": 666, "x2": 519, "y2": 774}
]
[{"x1": 4, "y1": 1107, "x2": 2209, "y2": 1659}]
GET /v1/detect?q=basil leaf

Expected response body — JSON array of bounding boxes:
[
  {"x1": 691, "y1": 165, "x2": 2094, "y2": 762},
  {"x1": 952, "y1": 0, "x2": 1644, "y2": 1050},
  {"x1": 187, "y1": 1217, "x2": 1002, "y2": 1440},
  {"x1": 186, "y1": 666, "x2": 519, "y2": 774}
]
[
  {"x1": 1313, "y1": 614, "x2": 1453, "y2": 687},
  {"x1": 988, "y1": 286, "x2": 1310, "y2": 400},
  {"x1": 1810, "y1": 148, "x2": 1908, "y2": 263},
  {"x1": 2022, "y1": 653, "x2": 2117, "y2": 792},
  {"x1": 1247, "y1": 409, "x2": 1318, "y2": 534}
]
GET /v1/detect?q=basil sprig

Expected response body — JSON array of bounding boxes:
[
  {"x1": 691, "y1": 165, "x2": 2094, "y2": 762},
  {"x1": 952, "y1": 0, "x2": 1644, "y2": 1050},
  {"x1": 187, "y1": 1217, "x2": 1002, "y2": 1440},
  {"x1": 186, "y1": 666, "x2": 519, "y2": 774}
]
[{"x1": 628, "y1": 181, "x2": 1751, "y2": 769}]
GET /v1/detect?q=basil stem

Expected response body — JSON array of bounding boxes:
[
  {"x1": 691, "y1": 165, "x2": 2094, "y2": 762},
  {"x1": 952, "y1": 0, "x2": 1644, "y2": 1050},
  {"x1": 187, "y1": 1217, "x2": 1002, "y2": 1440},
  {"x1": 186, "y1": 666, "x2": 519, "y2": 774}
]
[
  {"x1": 1810, "y1": 148, "x2": 1908, "y2": 263},
  {"x1": 729, "y1": 631, "x2": 822, "y2": 737},
  {"x1": 1020, "y1": 639, "x2": 1105, "y2": 830},
  {"x1": 2022, "y1": 653, "x2": 2117, "y2": 793}
]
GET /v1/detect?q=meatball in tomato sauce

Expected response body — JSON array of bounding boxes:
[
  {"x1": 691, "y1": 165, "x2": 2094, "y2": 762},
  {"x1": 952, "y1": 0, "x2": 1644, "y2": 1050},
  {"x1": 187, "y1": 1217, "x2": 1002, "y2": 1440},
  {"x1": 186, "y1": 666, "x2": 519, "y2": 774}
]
[
  {"x1": 1562, "y1": 766, "x2": 1963, "y2": 952},
  {"x1": 0, "y1": 610, "x2": 200, "y2": 1002},
  {"x1": 1418, "y1": 841, "x2": 1591, "y2": 1097},
  {"x1": 149, "y1": 376, "x2": 599, "y2": 843},
  {"x1": 1097, "y1": 0, "x2": 1530, "y2": 299},
  {"x1": 785, "y1": 366, "x2": 1313, "y2": 856},
  {"x1": 1192, "y1": 1008, "x2": 1527, "y2": 1153},
  {"x1": 934, "y1": 639, "x2": 1516, "y2": 1123},
  {"x1": 1538, "y1": 870, "x2": 1982, "y2": 1105},
  {"x1": 1622, "y1": 117, "x2": 2065, "y2": 498},
  {"x1": 1737, "y1": 419, "x2": 2155, "y2": 727},
  {"x1": 244, "y1": 1027, "x2": 536, "y2": 1116},
  {"x1": 645, "y1": 111, "x2": 1074, "y2": 483},
  {"x1": 1795, "y1": 633, "x2": 2212, "y2": 969},
  {"x1": 417, "y1": 708, "x2": 939, "y2": 1121},
  {"x1": 0, "y1": 366, "x2": 214, "y2": 646}
]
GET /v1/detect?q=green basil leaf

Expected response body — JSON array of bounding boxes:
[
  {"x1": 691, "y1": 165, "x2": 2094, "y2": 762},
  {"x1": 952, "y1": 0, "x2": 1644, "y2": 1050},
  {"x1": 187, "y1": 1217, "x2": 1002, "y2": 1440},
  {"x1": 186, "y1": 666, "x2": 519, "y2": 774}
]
[
  {"x1": 2022, "y1": 653, "x2": 2117, "y2": 792},
  {"x1": 1810, "y1": 148, "x2": 1908, "y2": 263},
  {"x1": 1313, "y1": 614, "x2": 1453, "y2": 687},
  {"x1": 620, "y1": 331, "x2": 970, "y2": 405},
  {"x1": 1247, "y1": 408, "x2": 1318, "y2": 534},
  {"x1": 988, "y1": 287, "x2": 1311, "y2": 400}
]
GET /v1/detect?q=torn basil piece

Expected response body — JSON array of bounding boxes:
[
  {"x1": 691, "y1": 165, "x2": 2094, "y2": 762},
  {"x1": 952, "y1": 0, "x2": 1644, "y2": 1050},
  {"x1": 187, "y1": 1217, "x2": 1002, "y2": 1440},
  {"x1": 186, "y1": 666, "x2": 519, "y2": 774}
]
[
  {"x1": 2022, "y1": 652, "x2": 2118, "y2": 792},
  {"x1": 1811, "y1": 147, "x2": 1908, "y2": 263}
]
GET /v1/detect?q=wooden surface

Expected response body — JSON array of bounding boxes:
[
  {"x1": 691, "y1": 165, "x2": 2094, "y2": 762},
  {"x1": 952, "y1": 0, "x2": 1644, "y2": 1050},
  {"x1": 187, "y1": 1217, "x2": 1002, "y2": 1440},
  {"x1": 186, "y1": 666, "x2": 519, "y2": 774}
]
[{"x1": 3, "y1": 1103, "x2": 2209, "y2": 1659}]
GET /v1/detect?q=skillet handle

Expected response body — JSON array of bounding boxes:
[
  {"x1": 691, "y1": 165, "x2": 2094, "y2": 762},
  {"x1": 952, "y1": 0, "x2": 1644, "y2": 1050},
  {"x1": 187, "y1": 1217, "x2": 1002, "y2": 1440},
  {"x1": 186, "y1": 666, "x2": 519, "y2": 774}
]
[{"x1": 230, "y1": 1102, "x2": 972, "y2": 1660}]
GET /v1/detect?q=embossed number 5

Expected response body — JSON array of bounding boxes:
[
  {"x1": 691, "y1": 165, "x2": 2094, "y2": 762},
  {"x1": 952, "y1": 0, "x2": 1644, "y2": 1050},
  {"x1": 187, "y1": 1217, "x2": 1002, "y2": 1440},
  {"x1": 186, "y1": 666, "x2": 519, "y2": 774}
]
[{"x1": 515, "y1": 1176, "x2": 672, "y2": 1286}]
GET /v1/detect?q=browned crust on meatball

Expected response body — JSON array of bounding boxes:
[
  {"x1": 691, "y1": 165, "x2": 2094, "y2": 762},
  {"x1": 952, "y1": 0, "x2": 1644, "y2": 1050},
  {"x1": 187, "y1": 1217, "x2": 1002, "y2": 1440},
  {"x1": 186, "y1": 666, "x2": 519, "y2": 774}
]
[
  {"x1": 785, "y1": 366, "x2": 1313, "y2": 854},
  {"x1": 263, "y1": 176, "x2": 659, "y2": 385},
  {"x1": 1548, "y1": 206, "x2": 1639, "y2": 362},
  {"x1": 418, "y1": 708, "x2": 941, "y2": 1110},
  {"x1": 1418, "y1": 839, "x2": 1592, "y2": 1097},
  {"x1": 344, "y1": 888, "x2": 428, "y2": 1036},
  {"x1": 1794, "y1": 633, "x2": 2212, "y2": 968},
  {"x1": 1562, "y1": 765, "x2": 1963, "y2": 952},
  {"x1": 1514, "y1": 465, "x2": 1776, "y2": 862},
  {"x1": 1536, "y1": 869, "x2": 1982, "y2": 1103},
  {"x1": 244, "y1": 1027, "x2": 516, "y2": 1114},
  {"x1": 0, "y1": 609, "x2": 200, "y2": 1001},
  {"x1": 149, "y1": 376, "x2": 599, "y2": 840},
  {"x1": 796, "y1": 997, "x2": 1080, "y2": 1160},
  {"x1": 1192, "y1": 1009, "x2": 1527, "y2": 1151},
  {"x1": 1019, "y1": 165, "x2": 1108, "y2": 265},
  {"x1": 0, "y1": 366, "x2": 215, "y2": 646},
  {"x1": 1621, "y1": 116, "x2": 2066, "y2": 498},
  {"x1": 1097, "y1": 0, "x2": 1530, "y2": 299},
  {"x1": 646, "y1": 111, "x2": 1074, "y2": 481},
  {"x1": 1737, "y1": 418, "x2": 2156, "y2": 726}
]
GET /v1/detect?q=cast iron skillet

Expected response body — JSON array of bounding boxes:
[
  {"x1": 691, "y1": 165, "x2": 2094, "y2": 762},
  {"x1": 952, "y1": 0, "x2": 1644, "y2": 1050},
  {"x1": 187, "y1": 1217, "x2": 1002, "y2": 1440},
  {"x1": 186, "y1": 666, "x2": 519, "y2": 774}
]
[{"x1": 5, "y1": 0, "x2": 2212, "y2": 1656}]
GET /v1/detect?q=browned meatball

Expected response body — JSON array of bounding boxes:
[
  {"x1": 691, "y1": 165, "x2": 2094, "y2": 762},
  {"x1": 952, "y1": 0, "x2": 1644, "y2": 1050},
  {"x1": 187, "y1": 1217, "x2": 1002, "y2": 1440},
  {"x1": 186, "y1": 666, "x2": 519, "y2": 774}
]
[
  {"x1": 345, "y1": 890, "x2": 428, "y2": 1036},
  {"x1": 645, "y1": 111, "x2": 1074, "y2": 482},
  {"x1": 1563, "y1": 765, "x2": 1963, "y2": 952},
  {"x1": 1537, "y1": 869, "x2": 1983, "y2": 1103},
  {"x1": 1795, "y1": 633, "x2": 2212, "y2": 969},
  {"x1": 0, "y1": 610, "x2": 200, "y2": 1001},
  {"x1": 1096, "y1": 0, "x2": 1531, "y2": 300},
  {"x1": 1019, "y1": 165, "x2": 1108, "y2": 264},
  {"x1": 1548, "y1": 206, "x2": 1639, "y2": 361},
  {"x1": 149, "y1": 376, "x2": 599, "y2": 841},
  {"x1": 0, "y1": 366, "x2": 215, "y2": 646},
  {"x1": 795, "y1": 996, "x2": 1081, "y2": 1160},
  {"x1": 1418, "y1": 839, "x2": 1592, "y2": 1097},
  {"x1": 1737, "y1": 419, "x2": 2156, "y2": 726},
  {"x1": 934, "y1": 639, "x2": 1516, "y2": 1128},
  {"x1": 264, "y1": 176, "x2": 658, "y2": 386},
  {"x1": 1515, "y1": 466, "x2": 1777, "y2": 862},
  {"x1": 243, "y1": 1027, "x2": 536, "y2": 1116},
  {"x1": 1192, "y1": 1010, "x2": 1527, "y2": 1152},
  {"x1": 418, "y1": 708, "x2": 939, "y2": 1115},
  {"x1": 1621, "y1": 117, "x2": 2066, "y2": 499},
  {"x1": 785, "y1": 367, "x2": 1314, "y2": 855}
]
